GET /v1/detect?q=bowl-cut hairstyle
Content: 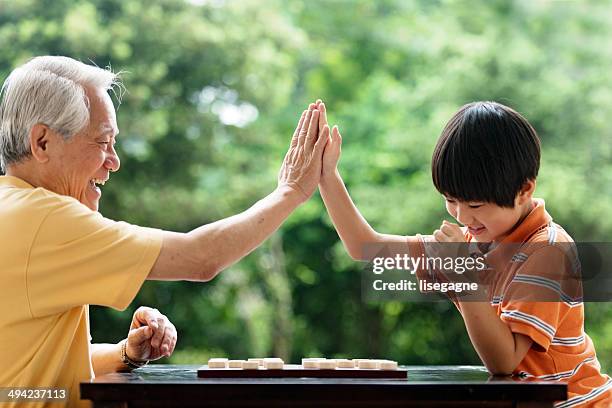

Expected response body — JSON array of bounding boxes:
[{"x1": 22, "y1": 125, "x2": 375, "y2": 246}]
[{"x1": 431, "y1": 101, "x2": 541, "y2": 208}]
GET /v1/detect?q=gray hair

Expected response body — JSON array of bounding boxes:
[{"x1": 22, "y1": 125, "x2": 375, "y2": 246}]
[{"x1": 0, "y1": 56, "x2": 121, "y2": 171}]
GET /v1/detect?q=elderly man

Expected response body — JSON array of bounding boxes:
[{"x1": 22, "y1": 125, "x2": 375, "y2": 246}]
[{"x1": 0, "y1": 56, "x2": 327, "y2": 407}]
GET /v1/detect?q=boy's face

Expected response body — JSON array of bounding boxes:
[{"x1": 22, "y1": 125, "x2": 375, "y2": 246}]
[{"x1": 444, "y1": 196, "x2": 529, "y2": 243}]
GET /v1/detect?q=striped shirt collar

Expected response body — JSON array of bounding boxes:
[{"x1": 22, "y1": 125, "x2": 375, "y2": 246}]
[{"x1": 479, "y1": 198, "x2": 552, "y2": 268}]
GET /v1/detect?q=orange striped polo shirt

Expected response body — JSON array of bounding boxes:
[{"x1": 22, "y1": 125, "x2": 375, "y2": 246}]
[{"x1": 407, "y1": 199, "x2": 611, "y2": 407}]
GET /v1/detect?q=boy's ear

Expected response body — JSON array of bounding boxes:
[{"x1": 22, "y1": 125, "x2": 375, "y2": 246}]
[
  {"x1": 29, "y1": 123, "x2": 56, "y2": 164},
  {"x1": 517, "y1": 179, "x2": 536, "y2": 204}
]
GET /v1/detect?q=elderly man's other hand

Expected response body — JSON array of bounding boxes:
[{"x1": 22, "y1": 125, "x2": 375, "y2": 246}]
[
  {"x1": 278, "y1": 103, "x2": 329, "y2": 203},
  {"x1": 126, "y1": 306, "x2": 177, "y2": 362}
]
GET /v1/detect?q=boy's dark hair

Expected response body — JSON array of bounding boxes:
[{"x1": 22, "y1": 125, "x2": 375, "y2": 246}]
[{"x1": 431, "y1": 101, "x2": 541, "y2": 208}]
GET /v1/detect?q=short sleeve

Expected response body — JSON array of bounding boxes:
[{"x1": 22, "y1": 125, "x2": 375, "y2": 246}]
[
  {"x1": 406, "y1": 234, "x2": 461, "y2": 308},
  {"x1": 500, "y1": 245, "x2": 578, "y2": 351},
  {"x1": 26, "y1": 197, "x2": 163, "y2": 317},
  {"x1": 406, "y1": 234, "x2": 430, "y2": 283}
]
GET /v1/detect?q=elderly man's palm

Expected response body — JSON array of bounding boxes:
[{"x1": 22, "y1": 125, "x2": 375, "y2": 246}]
[{"x1": 278, "y1": 104, "x2": 328, "y2": 202}]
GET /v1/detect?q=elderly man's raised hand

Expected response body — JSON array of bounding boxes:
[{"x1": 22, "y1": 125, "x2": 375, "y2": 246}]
[
  {"x1": 126, "y1": 306, "x2": 178, "y2": 362},
  {"x1": 278, "y1": 104, "x2": 329, "y2": 203}
]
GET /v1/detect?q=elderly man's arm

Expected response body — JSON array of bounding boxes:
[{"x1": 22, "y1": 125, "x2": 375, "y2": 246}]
[{"x1": 148, "y1": 105, "x2": 327, "y2": 282}]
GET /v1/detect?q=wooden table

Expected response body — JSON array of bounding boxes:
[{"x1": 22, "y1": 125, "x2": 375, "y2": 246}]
[{"x1": 81, "y1": 364, "x2": 567, "y2": 407}]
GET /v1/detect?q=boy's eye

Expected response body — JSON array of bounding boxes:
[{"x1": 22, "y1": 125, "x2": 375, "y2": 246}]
[{"x1": 468, "y1": 204, "x2": 483, "y2": 209}]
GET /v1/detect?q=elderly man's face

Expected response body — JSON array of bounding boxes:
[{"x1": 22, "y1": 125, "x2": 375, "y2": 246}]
[{"x1": 50, "y1": 87, "x2": 120, "y2": 211}]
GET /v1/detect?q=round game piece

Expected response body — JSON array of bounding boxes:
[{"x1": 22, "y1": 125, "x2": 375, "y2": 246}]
[
  {"x1": 208, "y1": 358, "x2": 228, "y2": 369},
  {"x1": 263, "y1": 358, "x2": 284, "y2": 369},
  {"x1": 335, "y1": 359, "x2": 355, "y2": 368},
  {"x1": 378, "y1": 360, "x2": 398, "y2": 370},
  {"x1": 228, "y1": 360, "x2": 246, "y2": 368},
  {"x1": 357, "y1": 359, "x2": 377, "y2": 369},
  {"x1": 318, "y1": 359, "x2": 337, "y2": 369},
  {"x1": 241, "y1": 360, "x2": 260, "y2": 369},
  {"x1": 248, "y1": 358, "x2": 264, "y2": 367}
]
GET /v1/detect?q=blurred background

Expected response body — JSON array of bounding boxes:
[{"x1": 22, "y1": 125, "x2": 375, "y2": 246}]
[{"x1": 1, "y1": 0, "x2": 610, "y2": 371}]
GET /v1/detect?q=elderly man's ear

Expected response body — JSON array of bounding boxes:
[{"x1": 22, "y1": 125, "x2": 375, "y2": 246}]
[{"x1": 29, "y1": 123, "x2": 59, "y2": 164}]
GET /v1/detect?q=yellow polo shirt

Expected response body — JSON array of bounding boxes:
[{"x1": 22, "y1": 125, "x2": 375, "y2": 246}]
[{"x1": 0, "y1": 175, "x2": 163, "y2": 407}]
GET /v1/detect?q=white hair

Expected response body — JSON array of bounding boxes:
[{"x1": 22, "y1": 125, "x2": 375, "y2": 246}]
[{"x1": 0, "y1": 56, "x2": 122, "y2": 171}]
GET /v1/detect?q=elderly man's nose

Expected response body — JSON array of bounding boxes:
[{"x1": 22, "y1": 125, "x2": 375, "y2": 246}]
[{"x1": 105, "y1": 150, "x2": 120, "y2": 172}]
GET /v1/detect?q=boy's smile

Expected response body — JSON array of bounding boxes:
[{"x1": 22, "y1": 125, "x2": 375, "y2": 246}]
[{"x1": 444, "y1": 181, "x2": 535, "y2": 243}]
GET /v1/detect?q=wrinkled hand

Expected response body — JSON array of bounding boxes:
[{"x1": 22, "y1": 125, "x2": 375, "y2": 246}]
[
  {"x1": 126, "y1": 306, "x2": 177, "y2": 362},
  {"x1": 278, "y1": 103, "x2": 328, "y2": 202},
  {"x1": 314, "y1": 100, "x2": 342, "y2": 178}
]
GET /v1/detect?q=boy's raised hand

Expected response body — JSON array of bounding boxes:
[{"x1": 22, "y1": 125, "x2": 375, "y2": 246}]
[{"x1": 315, "y1": 100, "x2": 342, "y2": 178}]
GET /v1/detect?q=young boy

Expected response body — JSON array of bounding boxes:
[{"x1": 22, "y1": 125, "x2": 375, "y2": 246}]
[{"x1": 316, "y1": 100, "x2": 611, "y2": 407}]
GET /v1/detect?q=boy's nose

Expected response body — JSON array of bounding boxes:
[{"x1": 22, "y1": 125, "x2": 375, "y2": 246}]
[{"x1": 455, "y1": 207, "x2": 473, "y2": 226}]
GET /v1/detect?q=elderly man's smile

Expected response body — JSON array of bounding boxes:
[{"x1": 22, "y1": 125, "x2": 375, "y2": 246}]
[{"x1": 89, "y1": 178, "x2": 107, "y2": 194}]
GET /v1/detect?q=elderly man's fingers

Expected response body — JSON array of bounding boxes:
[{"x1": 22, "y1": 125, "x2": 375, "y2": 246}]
[
  {"x1": 144, "y1": 311, "x2": 160, "y2": 331},
  {"x1": 160, "y1": 324, "x2": 177, "y2": 356},
  {"x1": 170, "y1": 333, "x2": 178, "y2": 353},
  {"x1": 151, "y1": 316, "x2": 167, "y2": 348},
  {"x1": 304, "y1": 109, "x2": 320, "y2": 152},
  {"x1": 132, "y1": 306, "x2": 157, "y2": 329},
  {"x1": 290, "y1": 110, "x2": 307, "y2": 150},
  {"x1": 296, "y1": 108, "x2": 314, "y2": 153},
  {"x1": 287, "y1": 109, "x2": 309, "y2": 164},
  {"x1": 129, "y1": 325, "x2": 153, "y2": 345}
]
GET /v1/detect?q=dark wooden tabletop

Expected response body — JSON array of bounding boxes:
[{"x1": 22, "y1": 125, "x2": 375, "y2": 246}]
[{"x1": 81, "y1": 364, "x2": 567, "y2": 408}]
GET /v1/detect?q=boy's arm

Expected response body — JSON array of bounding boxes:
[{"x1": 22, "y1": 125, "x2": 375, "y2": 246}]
[
  {"x1": 434, "y1": 222, "x2": 533, "y2": 375},
  {"x1": 459, "y1": 302, "x2": 533, "y2": 375},
  {"x1": 319, "y1": 167, "x2": 406, "y2": 260},
  {"x1": 316, "y1": 101, "x2": 407, "y2": 260}
]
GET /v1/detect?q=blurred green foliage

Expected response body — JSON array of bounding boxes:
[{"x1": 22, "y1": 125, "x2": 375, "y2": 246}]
[{"x1": 1, "y1": 0, "x2": 610, "y2": 372}]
